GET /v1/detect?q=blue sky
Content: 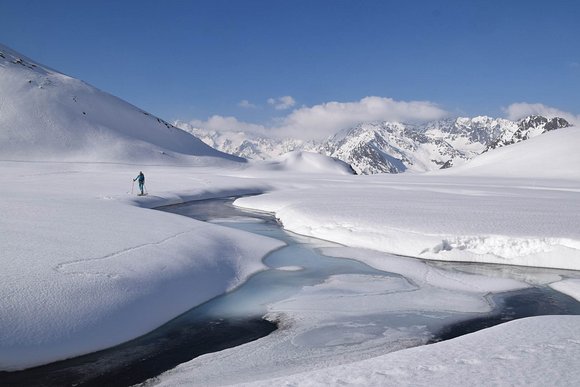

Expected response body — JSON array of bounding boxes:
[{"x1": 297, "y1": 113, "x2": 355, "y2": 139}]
[{"x1": 1, "y1": 0, "x2": 579, "y2": 138}]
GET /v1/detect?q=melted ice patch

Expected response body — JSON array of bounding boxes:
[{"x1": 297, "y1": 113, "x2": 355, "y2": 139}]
[{"x1": 271, "y1": 274, "x2": 492, "y2": 316}]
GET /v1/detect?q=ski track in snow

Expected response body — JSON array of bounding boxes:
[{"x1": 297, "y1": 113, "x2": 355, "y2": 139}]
[{"x1": 53, "y1": 229, "x2": 198, "y2": 279}]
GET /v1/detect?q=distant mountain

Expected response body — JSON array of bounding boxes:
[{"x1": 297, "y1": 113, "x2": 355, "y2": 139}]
[
  {"x1": 485, "y1": 115, "x2": 570, "y2": 152},
  {"x1": 0, "y1": 43, "x2": 241, "y2": 165},
  {"x1": 176, "y1": 125, "x2": 315, "y2": 161},
  {"x1": 178, "y1": 115, "x2": 570, "y2": 175},
  {"x1": 318, "y1": 117, "x2": 512, "y2": 174}
]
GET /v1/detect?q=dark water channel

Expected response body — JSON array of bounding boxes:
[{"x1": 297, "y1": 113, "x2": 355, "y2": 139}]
[{"x1": 2, "y1": 197, "x2": 580, "y2": 387}]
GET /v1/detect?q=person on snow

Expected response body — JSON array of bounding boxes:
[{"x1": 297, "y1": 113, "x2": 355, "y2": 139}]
[{"x1": 134, "y1": 171, "x2": 145, "y2": 195}]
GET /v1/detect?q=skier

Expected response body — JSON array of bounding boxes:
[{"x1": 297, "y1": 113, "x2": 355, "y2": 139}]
[{"x1": 133, "y1": 171, "x2": 145, "y2": 195}]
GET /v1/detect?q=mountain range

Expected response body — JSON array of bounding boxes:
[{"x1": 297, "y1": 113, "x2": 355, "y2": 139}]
[
  {"x1": 0, "y1": 42, "x2": 572, "y2": 175},
  {"x1": 177, "y1": 115, "x2": 570, "y2": 174}
]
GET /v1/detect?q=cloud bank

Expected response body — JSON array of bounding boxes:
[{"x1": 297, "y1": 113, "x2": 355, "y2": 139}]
[
  {"x1": 180, "y1": 99, "x2": 578, "y2": 141},
  {"x1": 276, "y1": 97, "x2": 448, "y2": 139},
  {"x1": 504, "y1": 103, "x2": 580, "y2": 126},
  {"x1": 183, "y1": 115, "x2": 267, "y2": 134},
  {"x1": 181, "y1": 96, "x2": 450, "y2": 140}
]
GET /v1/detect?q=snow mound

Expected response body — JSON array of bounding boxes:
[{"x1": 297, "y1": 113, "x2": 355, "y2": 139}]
[
  {"x1": 0, "y1": 43, "x2": 242, "y2": 165},
  {"x1": 255, "y1": 151, "x2": 355, "y2": 175}
]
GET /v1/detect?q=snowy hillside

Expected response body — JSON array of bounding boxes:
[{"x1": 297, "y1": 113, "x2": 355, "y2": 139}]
[
  {"x1": 0, "y1": 44, "x2": 241, "y2": 165},
  {"x1": 444, "y1": 126, "x2": 580, "y2": 180},
  {"x1": 180, "y1": 115, "x2": 570, "y2": 174}
]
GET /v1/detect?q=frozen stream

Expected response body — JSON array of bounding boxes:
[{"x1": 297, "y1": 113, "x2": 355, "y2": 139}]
[{"x1": 3, "y1": 197, "x2": 580, "y2": 386}]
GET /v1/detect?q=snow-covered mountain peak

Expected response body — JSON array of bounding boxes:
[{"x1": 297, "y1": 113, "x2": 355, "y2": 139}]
[
  {"x1": 184, "y1": 114, "x2": 570, "y2": 175},
  {"x1": 424, "y1": 116, "x2": 515, "y2": 144},
  {"x1": 517, "y1": 115, "x2": 570, "y2": 132},
  {"x1": 329, "y1": 121, "x2": 411, "y2": 144}
]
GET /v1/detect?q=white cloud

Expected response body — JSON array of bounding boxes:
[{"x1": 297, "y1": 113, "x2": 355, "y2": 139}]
[
  {"x1": 268, "y1": 96, "x2": 296, "y2": 110},
  {"x1": 274, "y1": 96, "x2": 449, "y2": 139},
  {"x1": 180, "y1": 115, "x2": 267, "y2": 135},
  {"x1": 178, "y1": 96, "x2": 450, "y2": 140},
  {"x1": 238, "y1": 99, "x2": 257, "y2": 109},
  {"x1": 503, "y1": 103, "x2": 580, "y2": 126}
]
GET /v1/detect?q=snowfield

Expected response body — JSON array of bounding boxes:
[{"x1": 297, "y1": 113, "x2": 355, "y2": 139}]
[
  {"x1": 0, "y1": 162, "x2": 285, "y2": 370},
  {"x1": 2, "y1": 42, "x2": 580, "y2": 385}
]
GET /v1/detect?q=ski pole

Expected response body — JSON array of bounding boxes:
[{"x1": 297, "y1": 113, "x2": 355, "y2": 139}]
[{"x1": 131, "y1": 180, "x2": 134, "y2": 194}]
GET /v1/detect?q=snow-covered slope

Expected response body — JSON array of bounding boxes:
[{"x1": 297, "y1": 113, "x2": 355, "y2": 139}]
[
  {"x1": 485, "y1": 115, "x2": 570, "y2": 151},
  {"x1": 444, "y1": 126, "x2": 580, "y2": 180},
  {"x1": 0, "y1": 43, "x2": 241, "y2": 165}
]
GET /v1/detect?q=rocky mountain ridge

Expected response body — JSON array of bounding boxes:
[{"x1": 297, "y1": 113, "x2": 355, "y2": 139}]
[{"x1": 177, "y1": 115, "x2": 570, "y2": 174}]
